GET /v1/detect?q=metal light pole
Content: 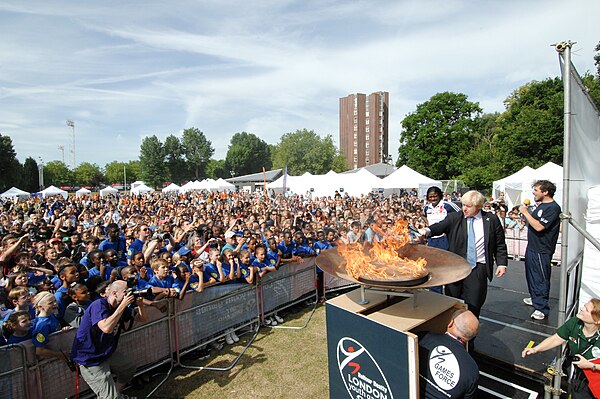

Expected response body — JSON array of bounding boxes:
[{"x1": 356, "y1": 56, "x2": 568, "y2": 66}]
[
  {"x1": 58, "y1": 145, "x2": 65, "y2": 164},
  {"x1": 38, "y1": 158, "x2": 44, "y2": 190},
  {"x1": 66, "y1": 120, "x2": 76, "y2": 168}
]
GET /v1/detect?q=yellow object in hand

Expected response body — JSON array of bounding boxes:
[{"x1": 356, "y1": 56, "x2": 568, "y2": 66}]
[{"x1": 527, "y1": 341, "x2": 535, "y2": 348}]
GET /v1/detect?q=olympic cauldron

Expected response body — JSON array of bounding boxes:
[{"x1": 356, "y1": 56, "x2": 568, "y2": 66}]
[
  {"x1": 319, "y1": 240, "x2": 472, "y2": 399},
  {"x1": 316, "y1": 242, "x2": 471, "y2": 290}
]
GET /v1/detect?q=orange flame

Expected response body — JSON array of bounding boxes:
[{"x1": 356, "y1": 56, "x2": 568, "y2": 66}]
[{"x1": 339, "y1": 219, "x2": 427, "y2": 281}]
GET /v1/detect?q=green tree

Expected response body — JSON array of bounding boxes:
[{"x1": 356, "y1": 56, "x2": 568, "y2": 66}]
[
  {"x1": 397, "y1": 92, "x2": 482, "y2": 179},
  {"x1": 495, "y1": 78, "x2": 563, "y2": 174},
  {"x1": 104, "y1": 161, "x2": 127, "y2": 184},
  {"x1": 181, "y1": 128, "x2": 214, "y2": 179},
  {"x1": 139, "y1": 135, "x2": 168, "y2": 189},
  {"x1": 44, "y1": 161, "x2": 73, "y2": 187},
  {"x1": 74, "y1": 162, "x2": 104, "y2": 187},
  {"x1": 272, "y1": 129, "x2": 345, "y2": 175},
  {"x1": 127, "y1": 160, "x2": 141, "y2": 183},
  {"x1": 206, "y1": 159, "x2": 228, "y2": 179},
  {"x1": 0, "y1": 134, "x2": 22, "y2": 192},
  {"x1": 21, "y1": 157, "x2": 39, "y2": 192},
  {"x1": 164, "y1": 134, "x2": 189, "y2": 183},
  {"x1": 458, "y1": 113, "x2": 504, "y2": 190},
  {"x1": 225, "y1": 132, "x2": 271, "y2": 177}
]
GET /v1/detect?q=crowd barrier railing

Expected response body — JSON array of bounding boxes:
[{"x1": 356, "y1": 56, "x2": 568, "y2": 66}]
[
  {"x1": 0, "y1": 259, "x2": 325, "y2": 399},
  {"x1": 504, "y1": 227, "x2": 562, "y2": 263}
]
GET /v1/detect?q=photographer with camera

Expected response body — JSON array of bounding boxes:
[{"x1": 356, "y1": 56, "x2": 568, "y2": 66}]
[
  {"x1": 71, "y1": 280, "x2": 146, "y2": 399},
  {"x1": 522, "y1": 299, "x2": 600, "y2": 398}
]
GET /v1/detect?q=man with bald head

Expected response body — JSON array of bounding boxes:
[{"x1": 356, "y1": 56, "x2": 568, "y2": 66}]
[
  {"x1": 418, "y1": 309, "x2": 480, "y2": 398},
  {"x1": 71, "y1": 280, "x2": 146, "y2": 399}
]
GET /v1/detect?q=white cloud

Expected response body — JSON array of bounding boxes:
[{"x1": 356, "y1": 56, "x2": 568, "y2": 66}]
[{"x1": 0, "y1": 0, "x2": 597, "y2": 169}]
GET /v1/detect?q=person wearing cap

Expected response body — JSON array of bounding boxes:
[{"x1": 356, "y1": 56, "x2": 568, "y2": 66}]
[
  {"x1": 220, "y1": 230, "x2": 243, "y2": 255},
  {"x1": 176, "y1": 246, "x2": 194, "y2": 273}
]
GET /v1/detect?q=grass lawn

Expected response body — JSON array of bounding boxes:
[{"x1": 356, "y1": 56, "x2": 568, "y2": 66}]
[{"x1": 126, "y1": 304, "x2": 329, "y2": 399}]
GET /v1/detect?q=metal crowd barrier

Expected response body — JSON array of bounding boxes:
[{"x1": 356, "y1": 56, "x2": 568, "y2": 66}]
[
  {"x1": 504, "y1": 228, "x2": 562, "y2": 263},
  {"x1": 0, "y1": 260, "x2": 320, "y2": 399}
]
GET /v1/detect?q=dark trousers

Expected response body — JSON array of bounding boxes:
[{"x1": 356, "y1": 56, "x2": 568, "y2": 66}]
[
  {"x1": 445, "y1": 263, "x2": 488, "y2": 318},
  {"x1": 524, "y1": 248, "x2": 551, "y2": 317}
]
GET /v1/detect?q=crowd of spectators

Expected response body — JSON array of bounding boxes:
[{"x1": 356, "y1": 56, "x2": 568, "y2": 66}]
[{"x1": 0, "y1": 189, "x2": 485, "y2": 378}]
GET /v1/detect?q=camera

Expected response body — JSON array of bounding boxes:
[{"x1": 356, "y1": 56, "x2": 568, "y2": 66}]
[
  {"x1": 125, "y1": 275, "x2": 153, "y2": 302},
  {"x1": 154, "y1": 232, "x2": 170, "y2": 240},
  {"x1": 566, "y1": 354, "x2": 580, "y2": 362}
]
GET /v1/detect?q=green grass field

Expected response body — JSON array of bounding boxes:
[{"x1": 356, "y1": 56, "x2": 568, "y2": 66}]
[{"x1": 127, "y1": 304, "x2": 329, "y2": 399}]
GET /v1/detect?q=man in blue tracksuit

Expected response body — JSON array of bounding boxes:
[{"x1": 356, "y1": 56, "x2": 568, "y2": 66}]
[{"x1": 519, "y1": 180, "x2": 561, "y2": 320}]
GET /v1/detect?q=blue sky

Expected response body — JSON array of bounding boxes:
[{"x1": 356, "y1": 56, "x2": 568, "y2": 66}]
[{"x1": 1, "y1": 0, "x2": 598, "y2": 168}]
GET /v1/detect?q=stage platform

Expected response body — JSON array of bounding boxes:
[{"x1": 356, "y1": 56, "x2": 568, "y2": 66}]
[{"x1": 474, "y1": 259, "x2": 561, "y2": 398}]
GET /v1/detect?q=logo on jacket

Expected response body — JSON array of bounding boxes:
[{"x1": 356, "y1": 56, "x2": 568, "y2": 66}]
[{"x1": 429, "y1": 345, "x2": 460, "y2": 391}]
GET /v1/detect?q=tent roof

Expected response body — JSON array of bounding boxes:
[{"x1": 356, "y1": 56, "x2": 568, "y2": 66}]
[
  {"x1": 1, "y1": 187, "x2": 30, "y2": 198},
  {"x1": 227, "y1": 169, "x2": 283, "y2": 184},
  {"x1": 40, "y1": 185, "x2": 68, "y2": 199},
  {"x1": 341, "y1": 162, "x2": 397, "y2": 177},
  {"x1": 379, "y1": 165, "x2": 440, "y2": 189},
  {"x1": 162, "y1": 183, "x2": 180, "y2": 192}
]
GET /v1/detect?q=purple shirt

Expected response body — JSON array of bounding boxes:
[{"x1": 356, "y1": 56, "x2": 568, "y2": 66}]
[{"x1": 71, "y1": 297, "x2": 130, "y2": 366}]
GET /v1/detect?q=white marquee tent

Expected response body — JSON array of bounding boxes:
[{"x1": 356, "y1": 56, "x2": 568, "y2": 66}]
[
  {"x1": 378, "y1": 165, "x2": 442, "y2": 197},
  {"x1": 39, "y1": 185, "x2": 68, "y2": 199},
  {"x1": 1, "y1": 187, "x2": 31, "y2": 200},
  {"x1": 162, "y1": 183, "x2": 181, "y2": 193},
  {"x1": 492, "y1": 166, "x2": 536, "y2": 209},
  {"x1": 179, "y1": 180, "x2": 203, "y2": 193},
  {"x1": 131, "y1": 183, "x2": 155, "y2": 195},
  {"x1": 215, "y1": 178, "x2": 235, "y2": 192},
  {"x1": 492, "y1": 163, "x2": 564, "y2": 209},
  {"x1": 99, "y1": 186, "x2": 118, "y2": 197},
  {"x1": 75, "y1": 187, "x2": 91, "y2": 198}
]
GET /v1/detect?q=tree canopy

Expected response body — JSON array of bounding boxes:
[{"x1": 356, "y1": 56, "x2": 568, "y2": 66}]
[
  {"x1": 225, "y1": 132, "x2": 271, "y2": 177},
  {"x1": 397, "y1": 92, "x2": 482, "y2": 180},
  {"x1": 139, "y1": 135, "x2": 168, "y2": 189},
  {"x1": 0, "y1": 134, "x2": 22, "y2": 192},
  {"x1": 272, "y1": 129, "x2": 347, "y2": 175},
  {"x1": 182, "y1": 128, "x2": 214, "y2": 180}
]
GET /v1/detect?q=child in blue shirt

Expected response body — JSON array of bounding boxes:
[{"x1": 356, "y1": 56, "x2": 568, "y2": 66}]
[
  {"x1": 147, "y1": 258, "x2": 175, "y2": 289},
  {"x1": 2, "y1": 310, "x2": 33, "y2": 345},
  {"x1": 86, "y1": 250, "x2": 113, "y2": 281},
  {"x1": 266, "y1": 238, "x2": 281, "y2": 270},
  {"x1": 32, "y1": 292, "x2": 69, "y2": 363},
  {"x1": 219, "y1": 249, "x2": 240, "y2": 284}
]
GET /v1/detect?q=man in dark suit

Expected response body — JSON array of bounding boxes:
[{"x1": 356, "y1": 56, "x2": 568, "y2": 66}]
[{"x1": 423, "y1": 190, "x2": 508, "y2": 318}]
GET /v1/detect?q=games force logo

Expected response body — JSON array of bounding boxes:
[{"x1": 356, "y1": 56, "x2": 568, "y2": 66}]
[
  {"x1": 428, "y1": 345, "x2": 460, "y2": 391},
  {"x1": 337, "y1": 337, "x2": 393, "y2": 399}
]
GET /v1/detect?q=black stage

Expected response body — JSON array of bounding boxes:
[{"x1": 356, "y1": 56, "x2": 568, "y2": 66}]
[{"x1": 474, "y1": 259, "x2": 561, "y2": 398}]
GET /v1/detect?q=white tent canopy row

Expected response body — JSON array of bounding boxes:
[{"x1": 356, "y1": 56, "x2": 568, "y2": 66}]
[
  {"x1": 179, "y1": 178, "x2": 235, "y2": 193},
  {"x1": 266, "y1": 165, "x2": 440, "y2": 198},
  {"x1": 492, "y1": 162, "x2": 563, "y2": 210}
]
